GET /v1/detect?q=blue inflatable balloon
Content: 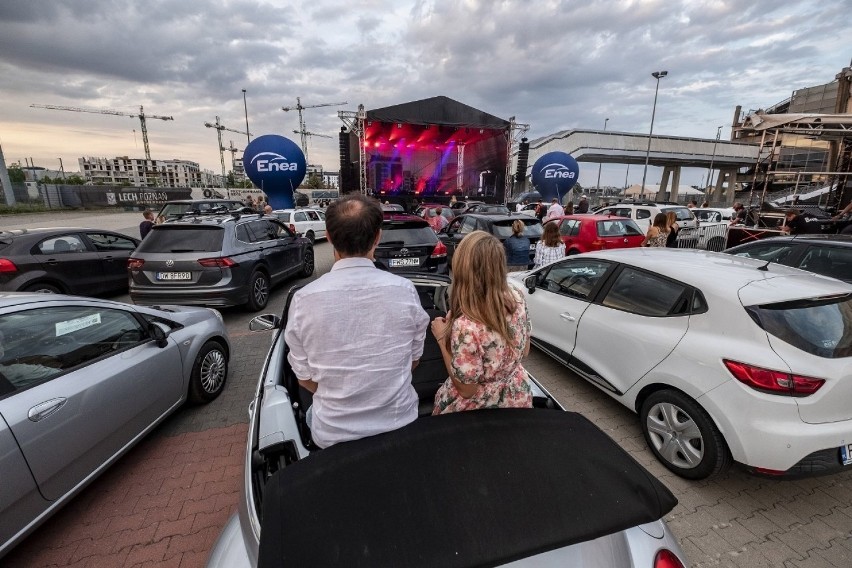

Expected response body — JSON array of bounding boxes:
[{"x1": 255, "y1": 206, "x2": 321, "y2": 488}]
[
  {"x1": 530, "y1": 151, "x2": 580, "y2": 202},
  {"x1": 242, "y1": 135, "x2": 307, "y2": 210}
]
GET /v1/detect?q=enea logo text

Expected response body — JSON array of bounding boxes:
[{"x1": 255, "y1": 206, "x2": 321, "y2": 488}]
[
  {"x1": 541, "y1": 163, "x2": 576, "y2": 179},
  {"x1": 250, "y1": 152, "x2": 299, "y2": 172}
]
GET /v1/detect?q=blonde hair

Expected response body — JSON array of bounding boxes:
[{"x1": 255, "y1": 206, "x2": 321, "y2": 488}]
[
  {"x1": 665, "y1": 211, "x2": 677, "y2": 229},
  {"x1": 511, "y1": 219, "x2": 525, "y2": 236},
  {"x1": 447, "y1": 231, "x2": 516, "y2": 349}
]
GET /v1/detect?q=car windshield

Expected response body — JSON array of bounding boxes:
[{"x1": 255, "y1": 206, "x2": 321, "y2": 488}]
[
  {"x1": 661, "y1": 207, "x2": 695, "y2": 222},
  {"x1": 135, "y1": 226, "x2": 225, "y2": 253},
  {"x1": 746, "y1": 294, "x2": 852, "y2": 358},
  {"x1": 492, "y1": 219, "x2": 543, "y2": 238},
  {"x1": 694, "y1": 209, "x2": 724, "y2": 222},
  {"x1": 159, "y1": 202, "x2": 238, "y2": 218},
  {"x1": 481, "y1": 205, "x2": 510, "y2": 215},
  {"x1": 379, "y1": 222, "x2": 437, "y2": 245},
  {"x1": 596, "y1": 219, "x2": 643, "y2": 237}
]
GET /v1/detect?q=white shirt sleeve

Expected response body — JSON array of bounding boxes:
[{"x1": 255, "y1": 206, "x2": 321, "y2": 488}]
[
  {"x1": 408, "y1": 283, "x2": 429, "y2": 361},
  {"x1": 284, "y1": 293, "x2": 314, "y2": 381}
]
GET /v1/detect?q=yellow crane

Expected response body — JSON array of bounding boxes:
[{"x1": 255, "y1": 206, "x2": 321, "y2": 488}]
[
  {"x1": 30, "y1": 103, "x2": 174, "y2": 161},
  {"x1": 282, "y1": 97, "x2": 347, "y2": 164}
]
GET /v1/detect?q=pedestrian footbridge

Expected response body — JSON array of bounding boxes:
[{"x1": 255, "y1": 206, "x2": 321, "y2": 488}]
[{"x1": 524, "y1": 130, "x2": 760, "y2": 203}]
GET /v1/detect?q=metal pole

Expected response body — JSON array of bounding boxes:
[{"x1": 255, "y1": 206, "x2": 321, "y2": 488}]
[
  {"x1": 624, "y1": 164, "x2": 630, "y2": 190},
  {"x1": 641, "y1": 71, "x2": 667, "y2": 193},
  {"x1": 242, "y1": 90, "x2": 251, "y2": 144},
  {"x1": 707, "y1": 125, "x2": 722, "y2": 190},
  {"x1": 59, "y1": 158, "x2": 67, "y2": 182},
  {"x1": 0, "y1": 144, "x2": 17, "y2": 206},
  {"x1": 596, "y1": 118, "x2": 609, "y2": 193}
]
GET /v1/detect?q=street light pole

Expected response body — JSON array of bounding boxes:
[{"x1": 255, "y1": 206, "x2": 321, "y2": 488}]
[
  {"x1": 596, "y1": 118, "x2": 609, "y2": 194},
  {"x1": 242, "y1": 89, "x2": 251, "y2": 144},
  {"x1": 640, "y1": 70, "x2": 667, "y2": 194}
]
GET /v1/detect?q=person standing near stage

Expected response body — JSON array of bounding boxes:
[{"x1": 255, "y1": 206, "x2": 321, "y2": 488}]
[
  {"x1": 576, "y1": 195, "x2": 589, "y2": 214},
  {"x1": 546, "y1": 198, "x2": 564, "y2": 220},
  {"x1": 139, "y1": 210, "x2": 155, "y2": 239}
]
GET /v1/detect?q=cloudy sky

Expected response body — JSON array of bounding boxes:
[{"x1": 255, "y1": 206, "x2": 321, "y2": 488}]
[{"x1": 0, "y1": 0, "x2": 848, "y2": 188}]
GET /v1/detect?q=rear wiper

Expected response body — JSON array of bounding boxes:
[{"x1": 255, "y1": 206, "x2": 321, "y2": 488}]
[
  {"x1": 170, "y1": 249, "x2": 201, "y2": 252},
  {"x1": 380, "y1": 241, "x2": 406, "y2": 246}
]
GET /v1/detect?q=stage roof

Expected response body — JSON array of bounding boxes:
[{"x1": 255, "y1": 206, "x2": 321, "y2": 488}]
[{"x1": 367, "y1": 96, "x2": 510, "y2": 130}]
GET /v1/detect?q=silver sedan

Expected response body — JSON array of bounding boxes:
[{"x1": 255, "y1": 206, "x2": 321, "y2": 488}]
[{"x1": 0, "y1": 292, "x2": 230, "y2": 558}]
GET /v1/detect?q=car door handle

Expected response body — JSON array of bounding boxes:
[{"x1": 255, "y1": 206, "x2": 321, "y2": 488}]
[
  {"x1": 28, "y1": 398, "x2": 67, "y2": 422},
  {"x1": 559, "y1": 312, "x2": 577, "y2": 322}
]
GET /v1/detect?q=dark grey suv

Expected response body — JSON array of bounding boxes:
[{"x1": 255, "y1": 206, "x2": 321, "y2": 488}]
[{"x1": 128, "y1": 213, "x2": 313, "y2": 311}]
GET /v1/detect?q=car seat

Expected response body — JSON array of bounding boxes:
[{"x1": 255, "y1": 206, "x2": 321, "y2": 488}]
[{"x1": 53, "y1": 239, "x2": 71, "y2": 253}]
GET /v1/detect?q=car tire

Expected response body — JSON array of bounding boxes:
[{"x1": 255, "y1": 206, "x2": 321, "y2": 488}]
[
  {"x1": 25, "y1": 283, "x2": 61, "y2": 294},
  {"x1": 245, "y1": 270, "x2": 270, "y2": 312},
  {"x1": 305, "y1": 230, "x2": 315, "y2": 244},
  {"x1": 639, "y1": 389, "x2": 731, "y2": 480},
  {"x1": 300, "y1": 248, "x2": 315, "y2": 277},
  {"x1": 188, "y1": 340, "x2": 228, "y2": 404},
  {"x1": 567, "y1": 248, "x2": 579, "y2": 256}
]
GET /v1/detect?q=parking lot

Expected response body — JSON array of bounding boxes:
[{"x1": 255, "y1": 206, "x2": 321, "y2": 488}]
[{"x1": 3, "y1": 210, "x2": 852, "y2": 567}]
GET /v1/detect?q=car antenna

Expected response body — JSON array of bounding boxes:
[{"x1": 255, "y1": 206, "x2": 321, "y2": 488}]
[{"x1": 757, "y1": 259, "x2": 770, "y2": 271}]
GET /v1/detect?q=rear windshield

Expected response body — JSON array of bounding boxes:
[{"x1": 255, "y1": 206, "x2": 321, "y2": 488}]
[
  {"x1": 380, "y1": 222, "x2": 437, "y2": 245},
  {"x1": 274, "y1": 212, "x2": 291, "y2": 222},
  {"x1": 661, "y1": 207, "x2": 695, "y2": 222},
  {"x1": 492, "y1": 219, "x2": 543, "y2": 238},
  {"x1": 481, "y1": 205, "x2": 511, "y2": 215},
  {"x1": 596, "y1": 219, "x2": 643, "y2": 237},
  {"x1": 135, "y1": 227, "x2": 225, "y2": 253},
  {"x1": 746, "y1": 294, "x2": 852, "y2": 358},
  {"x1": 159, "y1": 202, "x2": 239, "y2": 218}
]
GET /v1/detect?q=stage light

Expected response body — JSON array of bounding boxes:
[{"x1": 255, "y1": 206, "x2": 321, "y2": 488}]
[
  {"x1": 397, "y1": 123, "x2": 402, "y2": 128},
  {"x1": 479, "y1": 129, "x2": 484, "y2": 134},
  {"x1": 367, "y1": 121, "x2": 372, "y2": 126}
]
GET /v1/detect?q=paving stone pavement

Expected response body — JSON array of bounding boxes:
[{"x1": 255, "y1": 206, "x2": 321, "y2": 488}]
[{"x1": 3, "y1": 210, "x2": 852, "y2": 567}]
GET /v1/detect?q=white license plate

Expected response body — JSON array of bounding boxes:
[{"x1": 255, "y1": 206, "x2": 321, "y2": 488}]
[
  {"x1": 389, "y1": 258, "x2": 420, "y2": 267},
  {"x1": 841, "y1": 443, "x2": 852, "y2": 466},
  {"x1": 157, "y1": 271, "x2": 191, "y2": 281}
]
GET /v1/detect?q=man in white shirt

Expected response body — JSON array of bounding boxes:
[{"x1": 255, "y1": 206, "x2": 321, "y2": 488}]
[
  {"x1": 285, "y1": 194, "x2": 429, "y2": 448},
  {"x1": 547, "y1": 198, "x2": 564, "y2": 219}
]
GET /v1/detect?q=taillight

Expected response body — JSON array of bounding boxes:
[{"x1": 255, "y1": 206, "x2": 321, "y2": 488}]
[
  {"x1": 590, "y1": 238, "x2": 605, "y2": 250},
  {"x1": 431, "y1": 241, "x2": 447, "y2": 258},
  {"x1": 0, "y1": 258, "x2": 18, "y2": 273},
  {"x1": 723, "y1": 359, "x2": 824, "y2": 397},
  {"x1": 127, "y1": 258, "x2": 144, "y2": 270},
  {"x1": 198, "y1": 257, "x2": 237, "y2": 268},
  {"x1": 654, "y1": 549, "x2": 685, "y2": 568}
]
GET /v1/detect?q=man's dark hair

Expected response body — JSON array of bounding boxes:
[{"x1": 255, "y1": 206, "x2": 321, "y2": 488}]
[{"x1": 325, "y1": 194, "x2": 383, "y2": 256}]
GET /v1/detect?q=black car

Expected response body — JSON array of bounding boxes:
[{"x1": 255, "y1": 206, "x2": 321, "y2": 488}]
[
  {"x1": 128, "y1": 212, "x2": 313, "y2": 311},
  {"x1": 373, "y1": 214, "x2": 449, "y2": 275},
  {"x1": 438, "y1": 214, "x2": 543, "y2": 267},
  {"x1": 0, "y1": 228, "x2": 139, "y2": 295},
  {"x1": 463, "y1": 203, "x2": 511, "y2": 215},
  {"x1": 724, "y1": 234, "x2": 852, "y2": 282},
  {"x1": 157, "y1": 199, "x2": 245, "y2": 220}
]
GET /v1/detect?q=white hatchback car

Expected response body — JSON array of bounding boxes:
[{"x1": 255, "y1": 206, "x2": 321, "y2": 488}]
[
  {"x1": 511, "y1": 248, "x2": 852, "y2": 479},
  {"x1": 271, "y1": 208, "x2": 326, "y2": 243},
  {"x1": 596, "y1": 202, "x2": 698, "y2": 233}
]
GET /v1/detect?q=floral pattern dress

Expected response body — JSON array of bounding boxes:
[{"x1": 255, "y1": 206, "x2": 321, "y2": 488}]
[{"x1": 433, "y1": 288, "x2": 533, "y2": 414}]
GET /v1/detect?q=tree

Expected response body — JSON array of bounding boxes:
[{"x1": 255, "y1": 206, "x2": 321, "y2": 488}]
[
  {"x1": 303, "y1": 172, "x2": 324, "y2": 190},
  {"x1": 7, "y1": 165, "x2": 25, "y2": 183},
  {"x1": 66, "y1": 174, "x2": 85, "y2": 185},
  {"x1": 227, "y1": 172, "x2": 236, "y2": 187}
]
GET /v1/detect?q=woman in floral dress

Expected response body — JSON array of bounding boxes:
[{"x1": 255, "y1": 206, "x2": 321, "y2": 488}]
[{"x1": 432, "y1": 231, "x2": 532, "y2": 414}]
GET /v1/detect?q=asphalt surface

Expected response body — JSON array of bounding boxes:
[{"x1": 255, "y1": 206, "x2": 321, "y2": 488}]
[{"x1": 3, "y1": 210, "x2": 852, "y2": 568}]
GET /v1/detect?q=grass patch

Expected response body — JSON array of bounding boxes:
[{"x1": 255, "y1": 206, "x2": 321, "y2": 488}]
[{"x1": 0, "y1": 203, "x2": 56, "y2": 215}]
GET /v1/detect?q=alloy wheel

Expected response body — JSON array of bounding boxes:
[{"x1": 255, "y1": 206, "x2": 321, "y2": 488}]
[
  {"x1": 199, "y1": 348, "x2": 227, "y2": 394},
  {"x1": 253, "y1": 276, "x2": 269, "y2": 306}
]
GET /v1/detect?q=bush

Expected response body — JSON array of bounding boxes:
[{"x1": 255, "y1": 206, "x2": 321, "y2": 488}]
[{"x1": 0, "y1": 202, "x2": 52, "y2": 215}]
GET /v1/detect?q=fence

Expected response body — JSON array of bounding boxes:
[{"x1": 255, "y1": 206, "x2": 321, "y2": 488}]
[
  {"x1": 0, "y1": 183, "x2": 192, "y2": 209},
  {"x1": 675, "y1": 223, "x2": 730, "y2": 252}
]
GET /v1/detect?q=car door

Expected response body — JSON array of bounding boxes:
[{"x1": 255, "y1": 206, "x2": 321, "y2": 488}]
[
  {"x1": 557, "y1": 219, "x2": 580, "y2": 251},
  {"x1": 0, "y1": 409, "x2": 46, "y2": 552},
  {"x1": 308, "y1": 210, "x2": 327, "y2": 240},
  {"x1": 270, "y1": 220, "x2": 303, "y2": 276},
  {"x1": 34, "y1": 234, "x2": 106, "y2": 295},
  {"x1": 520, "y1": 258, "x2": 614, "y2": 364},
  {"x1": 247, "y1": 221, "x2": 288, "y2": 281},
  {"x1": 571, "y1": 266, "x2": 691, "y2": 395},
  {"x1": 0, "y1": 303, "x2": 183, "y2": 501},
  {"x1": 292, "y1": 211, "x2": 308, "y2": 236},
  {"x1": 83, "y1": 232, "x2": 139, "y2": 292}
]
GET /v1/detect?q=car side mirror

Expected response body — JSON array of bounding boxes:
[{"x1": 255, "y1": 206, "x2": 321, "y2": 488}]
[
  {"x1": 148, "y1": 322, "x2": 170, "y2": 348},
  {"x1": 250, "y1": 314, "x2": 281, "y2": 331},
  {"x1": 524, "y1": 274, "x2": 537, "y2": 294}
]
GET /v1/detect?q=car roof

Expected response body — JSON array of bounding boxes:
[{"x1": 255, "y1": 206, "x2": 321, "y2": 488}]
[
  {"x1": 461, "y1": 213, "x2": 534, "y2": 223},
  {"x1": 548, "y1": 214, "x2": 633, "y2": 221},
  {"x1": 730, "y1": 234, "x2": 852, "y2": 247},
  {"x1": 580, "y1": 248, "x2": 851, "y2": 300},
  {"x1": 382, "y1": 213, "x2": 427, "y2": 224},
  {"x1": 0, "y1": 227, "x2": 120, "y2": 236},
  {"x1": 258, "y1": 409, "x2": 676, "y2": 568},
  {"x1": 160, "y1": 199, "x2": 242, "y2": 204},
  {"x1": 0, "y1": 292, "x2": 132, "y2": 309}
]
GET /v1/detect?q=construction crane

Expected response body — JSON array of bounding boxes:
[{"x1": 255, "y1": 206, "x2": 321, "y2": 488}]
[
  {"x1": 204, "y1": 117, "x2": 250, "y2": 189},
  {"x1": 224, "y1": 140, "x2": 245, "y2": 184},
  {"x1": 282, "y1": 97, "x2": 347, "y2": 165},
  {"x1": 30, "y1": 103, "x2": 173, "y2": 161}
]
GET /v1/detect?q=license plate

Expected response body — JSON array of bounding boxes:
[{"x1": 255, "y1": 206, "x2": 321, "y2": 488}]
[
  {"x1": 156, "y1": 271, "x2": 191, "y2": 281},
  {"x1": 841, "y1": 443, "x2": 852, "y2": 466},
  {"x1": 389, "y1": 258, "x2": 420, "y2": 267}
]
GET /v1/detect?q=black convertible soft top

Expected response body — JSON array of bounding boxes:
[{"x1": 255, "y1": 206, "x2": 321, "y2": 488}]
[{"x1": 259, "y1": 409, "x2": 677, "y2": 568}]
